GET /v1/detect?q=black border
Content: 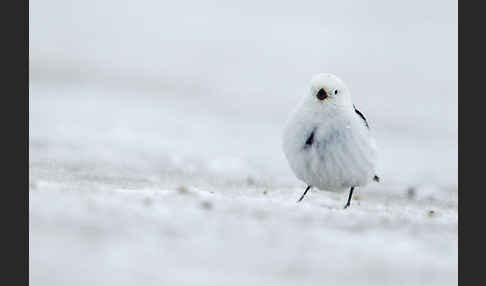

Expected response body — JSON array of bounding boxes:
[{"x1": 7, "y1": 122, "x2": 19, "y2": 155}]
[
  {"x1": 458, "y1": 0, "x2": 461, "y2": 283},
  {"x1": 459, "y1": 0, "x2": 484, "y2": 285},
  {"x1": 1, "y1": 0, "x2": 29, "y2": 284}
]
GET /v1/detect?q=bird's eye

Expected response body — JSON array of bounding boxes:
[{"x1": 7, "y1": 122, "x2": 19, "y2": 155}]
[
  {"x1": 334, "y1": 90, "x2": 339, "y2": 95},
  {"x1": 316, "y1": 88, "x2": 327, "y2": 100}
]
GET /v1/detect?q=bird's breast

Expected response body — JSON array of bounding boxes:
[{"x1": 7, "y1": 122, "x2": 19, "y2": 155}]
[{"x1": 283, "y1": 114, "x2": 378, "y2": 191}]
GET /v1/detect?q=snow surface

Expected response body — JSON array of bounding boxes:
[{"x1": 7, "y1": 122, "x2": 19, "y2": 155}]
[
  {"x1": 30, "y1": 0, "x2": 457, "y2": 285},
  {"x1": 29, "y1": 81, "x2": 457, "y2": 286}
]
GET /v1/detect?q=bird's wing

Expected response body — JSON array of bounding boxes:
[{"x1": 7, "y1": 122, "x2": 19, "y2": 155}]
[
  {"x1": 353, "y1": 105, "x2": 369, "y2": 129},
  {"x1": 353, "y1": 105, "x2": 380, "y2": 182}
]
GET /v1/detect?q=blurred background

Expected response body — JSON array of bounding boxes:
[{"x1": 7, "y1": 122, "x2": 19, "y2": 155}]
[{"x1": 30, "y1": 0, "x2": 457, "y2": 285}]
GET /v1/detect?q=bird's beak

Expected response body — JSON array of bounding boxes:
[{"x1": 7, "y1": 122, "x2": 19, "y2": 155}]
[{"x1": 317, "y1": 88, "x2": 328, "y2": 100}]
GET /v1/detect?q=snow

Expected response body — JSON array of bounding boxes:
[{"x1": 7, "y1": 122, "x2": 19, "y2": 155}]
[
  {"x1": 29, "y1": 0, "x2": 457, "y2": 285},
  {"x1": 29, "y1": 82, "x2": 457, "y2": 286}
]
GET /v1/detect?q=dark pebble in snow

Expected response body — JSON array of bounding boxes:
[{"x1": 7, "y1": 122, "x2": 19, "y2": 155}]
[
  {"x1": 247, "y1": 177, "x2": 256, "y2": 185},
  {"x1": 200, "y1": 201, "x2": 212, "y2": 210},
  {"x1": 407, "y1": 187, "x2": 416, "y2": 200},
  {"x1": 177, "y1": 185, "x2": 189, "y2": 194}
]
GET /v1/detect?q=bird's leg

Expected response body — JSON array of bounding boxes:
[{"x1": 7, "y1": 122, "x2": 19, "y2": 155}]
[
  {"x1": 297, "y1": 185, "x2": 312, "y2": 202},
  {"x1": 344, "y1": 186, "x2": 355, "y2": 209}
]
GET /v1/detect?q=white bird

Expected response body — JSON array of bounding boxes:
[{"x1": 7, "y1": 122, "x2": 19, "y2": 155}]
[{"x1": 282, "y1": 73, "x2": 380, "y2": 208}]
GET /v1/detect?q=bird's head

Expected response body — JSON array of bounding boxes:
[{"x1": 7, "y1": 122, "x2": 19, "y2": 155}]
[{"x1": 307, "y1": 73, "x2": 352, "y2": 109}]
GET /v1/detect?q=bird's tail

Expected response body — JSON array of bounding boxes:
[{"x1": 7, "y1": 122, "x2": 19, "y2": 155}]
[{"x1": 373, "y1": 175, "x2": 380, "y2": 182}]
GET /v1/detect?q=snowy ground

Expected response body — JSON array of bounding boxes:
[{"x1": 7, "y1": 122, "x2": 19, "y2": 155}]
[
  {"x1": 30, "y1": 0, "x2": 457, "y2": 285},
  {"x1": 29, "y1": 81, "x2": 457, "y2": 286}
]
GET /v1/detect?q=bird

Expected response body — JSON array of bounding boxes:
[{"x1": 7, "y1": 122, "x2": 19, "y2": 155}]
[{"x1": 282, "y1": 73, "x2": 380, "y2": 208}]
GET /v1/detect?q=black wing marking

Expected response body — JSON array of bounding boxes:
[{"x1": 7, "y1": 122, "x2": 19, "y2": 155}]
[
  {"x1": 352, "y1": 106, "x2": 377, "y2": 181},
  {"x1": 353, "y1": 105, "x2": 369, "y2": 129},
  {"x1": 303, "y1": 127, "x2": 316, "y2": 150}
]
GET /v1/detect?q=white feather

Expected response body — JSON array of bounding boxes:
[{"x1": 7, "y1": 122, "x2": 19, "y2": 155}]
[{"x1": 282, "y1": 73, "x2": 378, "y2": 192}]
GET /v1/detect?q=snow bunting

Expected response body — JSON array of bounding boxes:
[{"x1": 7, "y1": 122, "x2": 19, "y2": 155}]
[{"x1": 282, "y1": 73, "x2": 380, "y2": 208}]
